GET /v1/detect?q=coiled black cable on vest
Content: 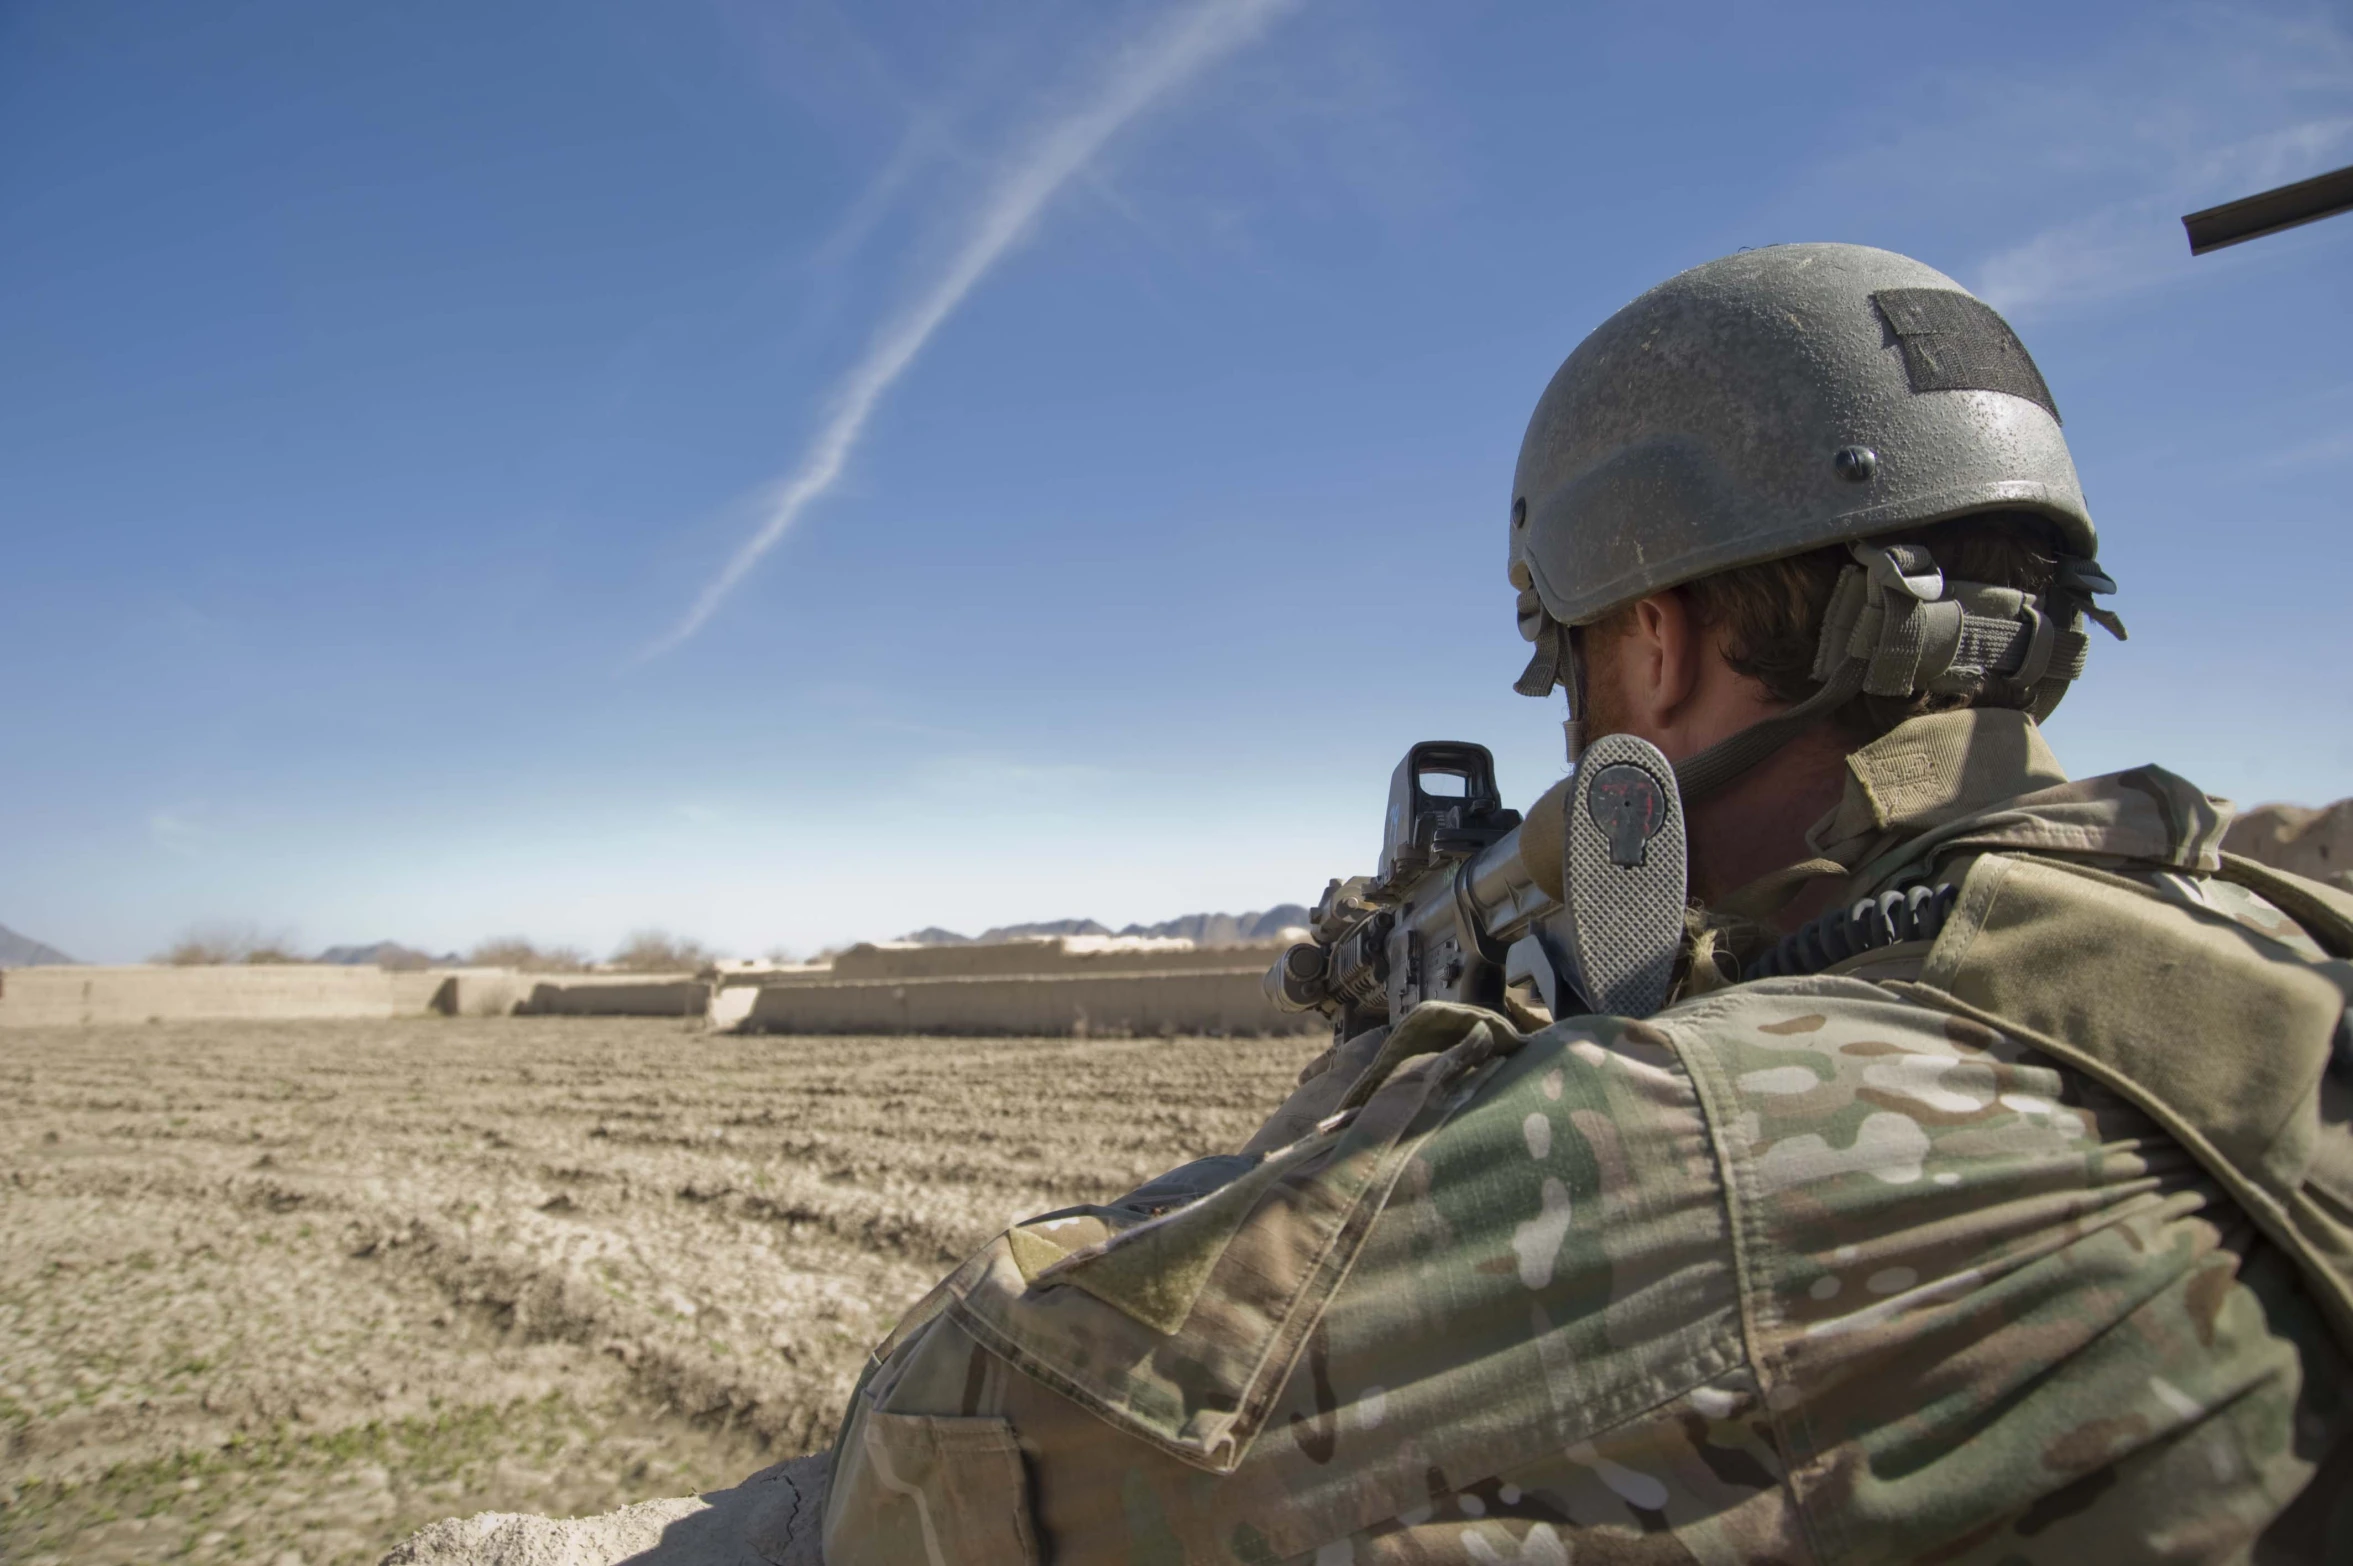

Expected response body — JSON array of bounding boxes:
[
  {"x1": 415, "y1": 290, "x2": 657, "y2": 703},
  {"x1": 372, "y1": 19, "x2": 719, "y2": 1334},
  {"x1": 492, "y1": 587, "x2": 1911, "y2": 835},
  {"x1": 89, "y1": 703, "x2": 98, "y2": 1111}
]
[{"x1": 1746, "y1": 882, "x2": 1960, "y2": 981}]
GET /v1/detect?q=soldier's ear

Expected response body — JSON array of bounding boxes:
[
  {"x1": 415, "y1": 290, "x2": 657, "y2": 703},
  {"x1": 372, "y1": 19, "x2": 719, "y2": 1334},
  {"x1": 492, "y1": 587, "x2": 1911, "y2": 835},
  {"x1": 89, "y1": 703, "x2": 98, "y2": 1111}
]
[{"x1": 1620, "y1": 592, "x2": 1704, "y2": 729}]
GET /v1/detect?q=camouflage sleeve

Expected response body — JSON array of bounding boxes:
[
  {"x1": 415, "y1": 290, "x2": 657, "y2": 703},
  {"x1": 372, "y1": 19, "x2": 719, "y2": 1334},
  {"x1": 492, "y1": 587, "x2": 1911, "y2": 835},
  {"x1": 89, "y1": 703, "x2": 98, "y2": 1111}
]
[
  {"x1": 821, "y1": 1000, "x2": 1754, "y2": 1562},
  {"x1": 1237, "y1": 1022, "x2": 1394, "y2": 1156},
  {"x1": 820, "y1": 985, "x2": 2352, "y2": 1564}
]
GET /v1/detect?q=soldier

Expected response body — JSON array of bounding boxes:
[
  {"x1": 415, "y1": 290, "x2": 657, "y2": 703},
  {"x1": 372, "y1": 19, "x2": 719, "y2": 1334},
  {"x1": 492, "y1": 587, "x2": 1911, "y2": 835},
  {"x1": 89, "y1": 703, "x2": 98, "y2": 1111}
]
[{"x1": 812, "y1": 244, "x2": 2353, "y2": 1562}]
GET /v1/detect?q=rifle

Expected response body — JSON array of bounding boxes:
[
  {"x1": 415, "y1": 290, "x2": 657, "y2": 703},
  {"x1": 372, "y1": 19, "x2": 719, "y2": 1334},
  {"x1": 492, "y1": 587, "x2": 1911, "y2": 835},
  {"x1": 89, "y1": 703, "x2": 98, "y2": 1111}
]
[{"x1": 1263, "y1": 733, "x2": 1691, "y2": 1041}]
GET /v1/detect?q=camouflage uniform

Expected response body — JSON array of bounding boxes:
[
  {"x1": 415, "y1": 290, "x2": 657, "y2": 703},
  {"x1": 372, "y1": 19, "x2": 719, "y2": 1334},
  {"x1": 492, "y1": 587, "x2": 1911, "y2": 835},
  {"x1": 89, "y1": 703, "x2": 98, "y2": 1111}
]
[{"x1": 820, "y1": 709, "x2": 2353, "y2": 1563}]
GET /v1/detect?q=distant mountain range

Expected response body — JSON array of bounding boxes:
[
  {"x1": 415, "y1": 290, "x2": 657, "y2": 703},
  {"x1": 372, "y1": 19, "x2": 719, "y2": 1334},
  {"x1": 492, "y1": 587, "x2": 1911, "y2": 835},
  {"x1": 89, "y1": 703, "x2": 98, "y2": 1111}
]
[
  {"x1": 0, "y1": 923, "x2": 77, "y2": 966},
  {"x1": 316, "y1": 941, "x2": 456, "y2": 970},
  {"x1": 899, "y1": 907, "x2": 1311, "y2": 947}
]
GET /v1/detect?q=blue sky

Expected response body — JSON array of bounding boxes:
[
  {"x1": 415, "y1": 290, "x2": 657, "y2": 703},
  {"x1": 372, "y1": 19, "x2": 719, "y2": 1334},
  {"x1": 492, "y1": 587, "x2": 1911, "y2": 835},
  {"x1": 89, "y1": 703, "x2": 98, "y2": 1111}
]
[{"x1": 4, "y1": 0, "x2": 2348, "y2": 962}]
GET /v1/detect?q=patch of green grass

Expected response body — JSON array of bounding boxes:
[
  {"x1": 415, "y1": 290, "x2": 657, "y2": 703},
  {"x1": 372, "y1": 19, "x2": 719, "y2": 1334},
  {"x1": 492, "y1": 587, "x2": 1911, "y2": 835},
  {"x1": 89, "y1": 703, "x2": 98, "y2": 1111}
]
[{"x1": 1, "y1": 1395, "x2": 606, "y2": 1565}]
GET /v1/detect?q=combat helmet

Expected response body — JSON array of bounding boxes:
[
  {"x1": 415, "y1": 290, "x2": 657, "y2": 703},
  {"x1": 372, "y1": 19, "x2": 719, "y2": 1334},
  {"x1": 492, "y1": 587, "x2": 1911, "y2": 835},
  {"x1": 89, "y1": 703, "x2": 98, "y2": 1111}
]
[{"x1": 1509, "y1": 243, "x2": 2123, "y2": 800}]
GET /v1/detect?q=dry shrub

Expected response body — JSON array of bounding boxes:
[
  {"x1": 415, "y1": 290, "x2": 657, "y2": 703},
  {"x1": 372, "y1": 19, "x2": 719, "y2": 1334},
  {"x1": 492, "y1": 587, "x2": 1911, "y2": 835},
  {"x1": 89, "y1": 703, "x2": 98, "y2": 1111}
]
[
  {"x1": 156, "y1": 922, "x2": 302, "y2": 966},
  {"x1": 467, "y1": 937, "x2": 590, "y2": 973},
  {"x1": 608, "y1": 930, "x2": 714, "y2": 972}
]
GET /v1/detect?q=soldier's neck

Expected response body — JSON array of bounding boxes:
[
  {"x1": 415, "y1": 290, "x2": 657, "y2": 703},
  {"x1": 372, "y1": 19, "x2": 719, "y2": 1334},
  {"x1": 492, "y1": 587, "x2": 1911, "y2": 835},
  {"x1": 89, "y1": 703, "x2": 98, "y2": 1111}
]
[
  {"x1": 1580, "y1": 619, "x2": 1856, "y2": 915},
  {"x1": 1683, "y1": 721, "x2": 1853, "y2": 912}
]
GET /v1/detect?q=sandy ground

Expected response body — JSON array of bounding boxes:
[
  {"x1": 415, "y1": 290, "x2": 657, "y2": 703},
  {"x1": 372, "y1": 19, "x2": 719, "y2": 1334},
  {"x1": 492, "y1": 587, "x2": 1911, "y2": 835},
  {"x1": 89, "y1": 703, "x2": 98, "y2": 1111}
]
[{"x1": 0, "y1": 1018, "x2": 1315, "y2": 1565}]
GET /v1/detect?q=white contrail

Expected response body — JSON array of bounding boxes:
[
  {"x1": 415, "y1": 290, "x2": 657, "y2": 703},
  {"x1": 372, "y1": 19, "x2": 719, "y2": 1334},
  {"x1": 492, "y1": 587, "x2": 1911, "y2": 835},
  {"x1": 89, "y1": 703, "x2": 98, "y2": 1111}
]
[{"x1": 647, "y1": 0, "x2": 1296, "y2": 656}]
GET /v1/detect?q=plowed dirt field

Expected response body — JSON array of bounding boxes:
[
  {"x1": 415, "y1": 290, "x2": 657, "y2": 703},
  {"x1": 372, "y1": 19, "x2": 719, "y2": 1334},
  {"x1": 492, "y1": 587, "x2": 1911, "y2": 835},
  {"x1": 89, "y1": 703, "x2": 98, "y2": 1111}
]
[{"x1": 0, "y1": 1019, "x2": 1315, "y2": 1565}]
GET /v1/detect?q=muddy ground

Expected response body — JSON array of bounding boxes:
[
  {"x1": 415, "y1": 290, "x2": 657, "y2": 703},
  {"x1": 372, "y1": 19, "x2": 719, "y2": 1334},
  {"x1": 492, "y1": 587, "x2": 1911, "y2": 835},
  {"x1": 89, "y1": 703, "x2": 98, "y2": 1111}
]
[{"x1": 0, "y1": 1018, "x2": 1315, "y2": 1565}]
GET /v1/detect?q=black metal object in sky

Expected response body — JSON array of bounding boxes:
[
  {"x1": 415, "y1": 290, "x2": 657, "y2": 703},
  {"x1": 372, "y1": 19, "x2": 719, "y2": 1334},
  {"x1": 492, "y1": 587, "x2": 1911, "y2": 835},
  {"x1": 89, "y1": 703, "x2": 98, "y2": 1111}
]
[{"x1": 2182, "y1": 164, "x2": 2353, "y2": 255}]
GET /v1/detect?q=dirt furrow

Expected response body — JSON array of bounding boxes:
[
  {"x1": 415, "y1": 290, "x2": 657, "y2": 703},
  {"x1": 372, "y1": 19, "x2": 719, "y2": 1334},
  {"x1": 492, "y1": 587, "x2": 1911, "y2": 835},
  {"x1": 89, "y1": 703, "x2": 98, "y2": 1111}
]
[{"x1": 1, "y1": 1018, "x2": 1315, "y2": 1566}]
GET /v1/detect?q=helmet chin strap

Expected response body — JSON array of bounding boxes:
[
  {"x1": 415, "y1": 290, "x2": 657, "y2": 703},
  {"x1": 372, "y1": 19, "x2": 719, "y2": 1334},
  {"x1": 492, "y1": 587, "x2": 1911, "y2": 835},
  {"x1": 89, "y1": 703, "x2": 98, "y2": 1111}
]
[
  {"x1": 1576, "y1": 541, "x2": 2126, "y2": 808},
  {"x1": 1668, "y1": 660, "x2": 1869, "y2": 804},
  {"x1": 1561, "y1": 639, "x2": 1588, "y2": 768}
]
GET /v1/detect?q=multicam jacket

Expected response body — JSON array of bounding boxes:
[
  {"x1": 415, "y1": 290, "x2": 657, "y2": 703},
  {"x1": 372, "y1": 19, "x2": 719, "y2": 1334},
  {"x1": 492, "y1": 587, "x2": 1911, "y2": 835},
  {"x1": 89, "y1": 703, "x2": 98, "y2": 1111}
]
[{"x1": 821, "y1": 710, "x2": 2353, "y2": 1565}]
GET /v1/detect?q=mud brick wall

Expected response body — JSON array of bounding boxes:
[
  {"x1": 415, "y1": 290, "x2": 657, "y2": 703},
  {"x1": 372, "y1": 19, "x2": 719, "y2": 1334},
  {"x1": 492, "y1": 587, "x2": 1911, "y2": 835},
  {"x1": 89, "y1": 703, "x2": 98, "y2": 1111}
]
[{"x1": 739, "y1": 967, "x2": 1319, "y2": 1038}]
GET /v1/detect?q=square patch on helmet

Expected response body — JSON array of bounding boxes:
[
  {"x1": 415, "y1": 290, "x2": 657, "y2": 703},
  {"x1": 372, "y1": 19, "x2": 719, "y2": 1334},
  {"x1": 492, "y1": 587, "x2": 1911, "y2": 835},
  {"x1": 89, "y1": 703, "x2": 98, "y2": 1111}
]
[{"x1": 1872, "y1": 287, "x2": 2060, "y2": 422}]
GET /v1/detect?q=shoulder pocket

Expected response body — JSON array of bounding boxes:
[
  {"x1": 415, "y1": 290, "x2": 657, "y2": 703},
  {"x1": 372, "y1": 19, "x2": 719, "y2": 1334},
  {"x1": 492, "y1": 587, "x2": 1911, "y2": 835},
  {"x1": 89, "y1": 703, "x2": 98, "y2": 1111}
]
[
  {"x1": 946, "y1": 1003, "x2": 1521, "y2": 1474},
  {"x1": 824, "y1": 1411, "x2": 1039, "y2": 1566}
]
